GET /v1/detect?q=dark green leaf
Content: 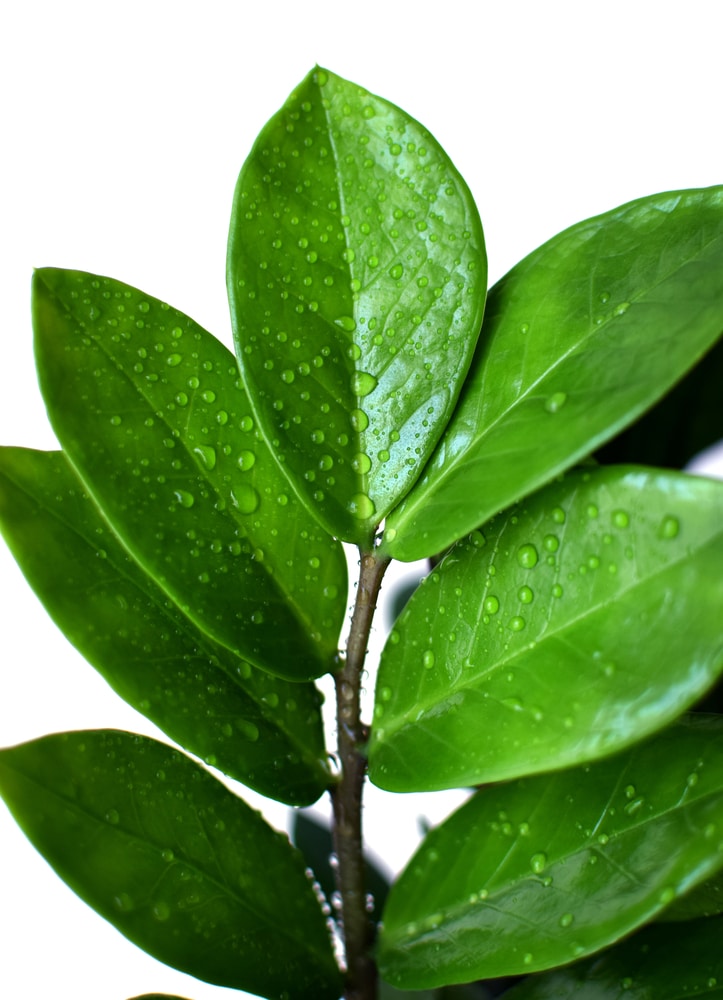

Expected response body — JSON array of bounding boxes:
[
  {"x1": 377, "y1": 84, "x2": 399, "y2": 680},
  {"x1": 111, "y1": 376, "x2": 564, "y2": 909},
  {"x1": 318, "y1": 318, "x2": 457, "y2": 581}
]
[
  {"x1": 369, "y1": 466, "x2": 723, "y2": 791},
  {"x1": 382, "y1": 186, "x2": 723, "y2": 561},
  {"x1": 596, "y1": 336, "x2": 723, "y2": 470},
  {"x1": 0, "y1": 447, "x2": 329, "y2": 805},
  {"x1": 504, "y1": 914, "x2": 723, "y2": 998},
  {"x1": 292, "y1": 809, "x2": 391, "y2": 923},
  {"x1": 0, "y1": 730, "x2": 342, "y2": 1000},
  {"x1": 377, "y1": 716, "x2": 723, "y2": 989},
  {"x1": 32, "y1": 268, "x2": 346, "y2": 680},
  {"x1": 227, "y1": 67, "x2": 486, "y2": 545}
]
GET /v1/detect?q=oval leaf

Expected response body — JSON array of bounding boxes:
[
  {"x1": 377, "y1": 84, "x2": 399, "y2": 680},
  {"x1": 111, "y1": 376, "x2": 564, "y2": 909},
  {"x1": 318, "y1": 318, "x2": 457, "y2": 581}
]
[
  {"x1": 383, "y1": 186, "x2": 723, "y2": 561},
  {"x1": 369, "y1": 466, "x2": 723, "y2": 792},
  {"x1": 378, "y1": 716, "x2": 723, "y2": 988},
  {"x1": 0, "y1": 446, "x2": 329, "y2": 805},
  {"x1": 32, "y1": 268, "x2": 346, "y2": 680},
  {"x1": 505, "y1": 915, "x2": 723, "y2": 999},
  {"x1": 0, "y1": 731, "x2": 342, "y2": 1000},
  {"x1": 227, "y1": 67, "x2": 486, "y2": 545}
]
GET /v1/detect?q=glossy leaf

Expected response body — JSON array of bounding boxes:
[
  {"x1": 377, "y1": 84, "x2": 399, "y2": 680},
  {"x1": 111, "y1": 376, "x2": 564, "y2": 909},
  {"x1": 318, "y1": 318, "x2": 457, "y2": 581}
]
[
  {"x1": 655, "y1": 870, "x2": 723, "y2": 922},
  {"x1": 504, "y1": 915, "x2": 723, "y2": 998},
  {"x1": 227, "y1": 67, "x2": 486, "y2": 545},
  {"x1": 382, "y1": 186, "x2": 723, "y2": 561},
  {"x1": 0, "y1": 447, "x2": 329, "y2": 805},
  {"x1": 0, "y1": 731, "x2": 342, "y2": 1000},
  {"x1": 377, "y1": 716, "x2": 723, "y2": 989},
  {"x1": 369, "y1": 466, "x2": 723, "y2": 792},
  {"x1": 597, "y1": 334, "x2": 723, "y2": 470},
  {"x1": 32, "y1": 268, "x2": 346, "y2": 680}
]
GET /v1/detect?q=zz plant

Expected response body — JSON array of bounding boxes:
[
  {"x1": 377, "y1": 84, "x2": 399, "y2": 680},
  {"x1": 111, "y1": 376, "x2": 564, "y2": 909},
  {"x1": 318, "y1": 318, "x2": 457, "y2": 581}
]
[{"x1": 1, "y1": 67, "x2": 723, "y2": 1000}]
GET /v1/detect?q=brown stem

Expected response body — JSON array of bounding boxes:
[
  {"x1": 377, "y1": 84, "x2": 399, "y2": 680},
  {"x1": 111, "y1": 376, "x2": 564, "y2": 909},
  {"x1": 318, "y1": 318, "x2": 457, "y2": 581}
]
[{"x1": 330, "y1": 547, "x2": 390, "y2": 1000}]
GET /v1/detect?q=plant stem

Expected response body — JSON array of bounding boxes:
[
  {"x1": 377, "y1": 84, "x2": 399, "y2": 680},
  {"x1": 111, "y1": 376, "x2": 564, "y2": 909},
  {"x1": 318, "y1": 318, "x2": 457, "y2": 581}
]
[{"x1": 331, "y1": 547, "x2": 390, "y2": 1000}]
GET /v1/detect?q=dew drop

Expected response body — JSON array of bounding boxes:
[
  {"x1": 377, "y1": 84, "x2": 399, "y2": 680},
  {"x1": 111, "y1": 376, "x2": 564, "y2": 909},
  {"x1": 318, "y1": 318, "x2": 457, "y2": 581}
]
[
  {"x1": 517, "y1": 544, "x2": 539, "y2": 569},
  {"x1": 348, "y1": 493, "x2": 376, "y2": 520},
  {"x1": 613, "y1": 510, "x2": 630, "y2": 528},
  {"x1": 335, "y1": 315, "x2": 357, "y2": 333},
  {"x1": 423, "y1": 650, "x2": 435, "y2": 670},
  {"x1": 658, "y1": 515, "x2": 680, "y2": 539},
  {"x1": 350, "y1": 409, "x2": 369, "y2": 432},
  {"x1": 543, "y1": 534, "x2": 559, "y2": 552},
  {"x1": 552, "y1": 506, "x2": 566, "y2": 524},
  {"x1": 193, "y1": 445, "x2": 216, "y2": 470},
  {"x1": 508, "y1": 615, "x2": 526, "y2": 631},
  {"x1": 351, "y1": 371, "x2": 378, "y2": 397},
  {"x1": 238, "y1": 721, "x2": 260, "y2": 742},
  {"x1": 518, "y1": 585, "x2": 534, "y2": 604},
  {"x1": 544, "y1": 391, "x2": 567, "y2": 414},
  {"x1": 237, "y1": 450, "x2": 256, "y2": 471},
  {"x1": 231, "y1": 484, "x2": 260, "y2": 514},
  {"x1": 483, "y1": 595, "x2": 499, "y2": 615},
  {"x1": 559, "y1": 912, "x2": 574, "y2": 928},
  {"x1": 389, "y1": 263, "x2": 404, "y2": 280},
  {"x1": 105, "y1": 808, "x2": 120, "y2": 825},
  {"x1": 166, "y1": 353, "x2": 182, "y2": 367},
  {"x1": 352, "y1": 452, "x2": 372, "y2": 474},
  {"x1": 174, "y1": 489, "x2": 195, "y2": 508},
  {"x1": 153, "y1": 900, "x2": 171, "y2": 922}
]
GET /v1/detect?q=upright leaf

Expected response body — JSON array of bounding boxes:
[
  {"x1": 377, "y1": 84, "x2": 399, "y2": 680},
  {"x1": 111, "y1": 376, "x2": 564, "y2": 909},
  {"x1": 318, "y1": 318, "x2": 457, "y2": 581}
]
[
  {"x1": 0, "y1": 447, "x2": 330, "y2": 805},
  {"x1": 32, "y1": 268, "x2": 347, "y2": 679},
  {"x1": 0, "y1": 731, "x2": 342, "y2": 1000},
  {"x1": 378, "y1": 717, "x2": 723, "y2": 989},
  {"x1": 383, "y1": 186, "x2": 723, "y2": 560},
  {"x1": 504, "y1": 915, "x2": 723, "y2": 999},
  {"x1": 369, "y1": 467, "x2": 723, "y2": 792},
  {"x1": 228, "y1": 67, "x2": 486, "y2": 545}
]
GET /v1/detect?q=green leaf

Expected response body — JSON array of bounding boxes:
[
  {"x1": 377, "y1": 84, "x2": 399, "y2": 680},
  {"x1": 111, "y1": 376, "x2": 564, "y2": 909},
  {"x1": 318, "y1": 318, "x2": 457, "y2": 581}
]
[
  {"x1": 382, "y1": 186, "x2": 723, "y2": 561},
  {"x1": 369, "y1": 466, "x2": 723, "y2": 792},
  {"x1": 377, "y1": 716, "x2": 723, "y2": 989},
  {"x1": 0, "y1": 730, "x2": 342, "y2": 1000},
  {"x1": 596, "y1": 335, "x2": 723, "y2": 470},
  {"x1": 227, "y1": 67, "x2": 486, "y2": 545},
  {"x1": 32, "y1": 268, "x2": 347, "y2": 680},
  {"x1": 0, "y1": 447, "x2": 329, "y2": 805},
  {"x1": 504, "y1": 914, "x2": 723, "y2": 998},
  {"x1": 655, "y1": 870, "x2": 723, "y2": 922}
]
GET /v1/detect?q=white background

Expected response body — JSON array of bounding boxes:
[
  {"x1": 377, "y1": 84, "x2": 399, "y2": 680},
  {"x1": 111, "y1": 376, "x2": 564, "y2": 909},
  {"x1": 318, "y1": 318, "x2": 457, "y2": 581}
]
[{"x1": 1, "y1": 2, "x2": 722, "y2": 998}]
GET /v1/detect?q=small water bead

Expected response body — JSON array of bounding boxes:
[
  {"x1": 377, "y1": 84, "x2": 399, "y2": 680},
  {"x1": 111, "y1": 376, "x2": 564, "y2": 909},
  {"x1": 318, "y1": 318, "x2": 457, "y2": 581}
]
[
  {"x1": 348, "y1": 493, "x2": 375, "y2": 520},
  {"x1": 544, "y1": 391, "x2": 568, "y2": 414},
  {"x1": 389, "y1": 263, "x2": 404, "y2": 280},
  {"x1": 543, "y1": 534, "x2": 559, "y2": 552},
  {"x1": 238, "y1": 450, "x2": 256, "y2": 471},
  {"x1": 518, "y1": 586, "x2": 534, "y2": 604},
  {"x1": 658, "y1": 515, "x2": 680, "y2": 539},
  {"x1": 352, "y1": 453, "x2": 372, "y2": 474},
  {"x1": 484, "y1": 595, "x2": 500, "y2": 615},
  {"x1": 335, "y1": 315, "x2": 356, "y2": 333},
  {"x1": 152, "y1": 901, "x2": 171, "y2": 922},
  {"x1": 508, "y1": 616, "x2": 526, "y2": 632},
  {"x1": 174, "y1": 489, "x2": 195, "y2": 508},
  {"x1": 613, "y1": 510, "x2": 630, "y2": 529},
  {"x1": 350, "y1": 409, "x2": 369, "y2": 432},
  {"x1": 423, "y1": 650, "x2": 435, "y2": 670},
  {"x1": 105, "y1": 808, "x2": 120, "y2": 825},
  {"x1": 232, "y1": 485, "x2": 260, "y2": 514},
  {"x1": 517, "y1": 544, "x2": 539, "y2": 569},
  {"x1": 194, "y1": 445, "x2": 216, "y2": 470},
  {"x1": 110, "y1": 414, "x2": 122, "y2": 426},
  {"x1": 552, "y1": 506, "x2": 566, "y2": 524},
  {"x1": 530, "y1": 852, "x2": 547, "y2": 874},
  {"x1": 559, "y1": 913, "x2": 574, "y2": 928},
  {"x1": 351, "y1": 371, "x2": 378, "y2": 397},
  {"x1": 586, "y1": 504, "x2": 599, "y2": 519}
]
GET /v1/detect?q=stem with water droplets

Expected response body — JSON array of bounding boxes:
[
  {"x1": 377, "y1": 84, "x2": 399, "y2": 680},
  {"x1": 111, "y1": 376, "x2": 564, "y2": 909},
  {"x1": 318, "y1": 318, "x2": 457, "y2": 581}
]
[{"x1": 330, "y1": 547, "x2": 389, "y2": 1000}]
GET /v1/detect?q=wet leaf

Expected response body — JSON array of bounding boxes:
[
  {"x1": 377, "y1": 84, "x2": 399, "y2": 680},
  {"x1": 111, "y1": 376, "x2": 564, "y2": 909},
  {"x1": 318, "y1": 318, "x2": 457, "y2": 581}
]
[
  {"x1": 377, "y1": 717, "x2": 723, "y2": 988},
  {"x1": 383, "y1": 186, "x2": 723, "y2": 561},
  {"x1": 32, "y1": 268, "x2": 346, "y2": 680},
  {"x1": 504, "y1": 914, "x2": 723, "y2": 998},
  {"x1": 369, "y1": 466, "x2": 723, "y2": 792},
  {"x1": 655, "y1": 869, "x2": 723, "y2": 922},
  {"x1": 0, "y1": 731, "x2": 342, "y2": 1000},
  {"x1": 228, "y1": 67, "x2": 486, "y2": 545},
  {"x1": 0, "y1": 447, "x2": 329, "y2": 805}
]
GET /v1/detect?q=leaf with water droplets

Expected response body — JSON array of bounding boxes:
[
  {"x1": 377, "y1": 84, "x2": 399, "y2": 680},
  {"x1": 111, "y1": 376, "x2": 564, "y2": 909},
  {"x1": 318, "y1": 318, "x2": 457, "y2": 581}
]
[
  {"x1": 31, "y1": 268, "x2": 347, "y2": 680},
  {"x1": 0, "y1": 447, "x2": 329, "y2": 805},
  {"x1": 369, "y1": 466, "x2": 723, "y2": 791},
  {"x1": 0, "y1": 731, "x2": 342, "y2": 1000},
  {"x1": 504, "y1": 913, "x2": 723, "y2": 999},
  {"x1": 383, "y1": 185, "x2": 723, "y2": 560},
  {"x1": 377, "y1": 716, "x2": 723, "y2": 988},
  {"x1": 227, "y1": 67, "x2": 486, "y2": 545}
]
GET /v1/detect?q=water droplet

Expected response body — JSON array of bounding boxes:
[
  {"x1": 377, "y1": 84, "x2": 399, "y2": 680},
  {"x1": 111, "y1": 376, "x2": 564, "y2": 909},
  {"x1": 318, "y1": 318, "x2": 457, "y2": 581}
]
[
  {"x1": 523, "y1": 953, "x2": 533, "y2": 965},
  {"x1": 613, "y1": 509, "x2": 630, "y2": 528},
  {"x1": 351, "y1": 371, "x2": 378, "y2": 397},
  {"x1": 518, "y1": 585, "x2": 534, "y2": 604},
  {"x1": 153, "y1": 900, "x2": 171, "y2": 921},
  {"x1": 517, "y1": 544, "x2": 539, "y2": 569},
  {"x1": 483, "y1": 595, "x2": 499, "y2": 615},
  {"x1": 237, "y1": 450, "x2": 256, "y2": 471},
  {"x1": 166, "y1": 353, "x2": 182, "y2": 367},
  {"x1": 552, "y1": 583, "x2": 563, "y2": 598},
  {"x1": 174, "y1": 489, "x2": 195, "y2": 508},
  {"x1": 389, "y1": 263, "x2": 404, "y2": 280},
  {"x1": 352, "y1": 452, "x2": 372, "y2": 474},
  {"x1": 544, "y1": 391, "x2": 567, "y2": 413},
  {"x1": 335, "y1": 315, "x2": 357, "y2": 333},
  {"x1": 530, "y1": 851, "x2": 547, "y2": 875},
  {"x1": 193, "y1": 445, "x2": 216, "y2": 470},
  {"x1": 161, "y1": 848, "x2": 175, "y2": 863},
  {"x1": 659, "y1": 886, "x2": 676, "y2": 905},
  {"x1": 586, "y1": 504, "x2": 599, "y2": 519},
  {"x1": 238, "y1": 721, "x2": 260, "y2": 742},
  {"x1": 113, "y1": 892, "x2": 134, "y2": 912},
  {"x1": 348, "y1": 493, "x2": 376, "y2": 521},
  {"x1": 559, "y1": 912, "x2": 574, "y2": 928},
  {"x1": 350, "y1": 409, "x2": 369, "y2": 432},
  {"x1": 508, "y1": 615, "x2": 526, "y2": 631},
  {"x1": 110, "y1": 414, "x2": 122, "y2": 426},
  {"x1": 552, "y1": 506, "x2": 566, "y2": 524},
  {"x1": 658, "y1": 515, "x2": 679, "y2": 539},
  {"x1": 105, "y1": 808, "x2": 120, "y2": 825},
  {"x1": 231, "y1": 484, "x2": 260, "y2": 514},
  {"x1": 543, "y1": 534, "x2": 559, "y2": 552},
  {"x1": 423, "y1": 650, "x2": 435, "y2": 669}
]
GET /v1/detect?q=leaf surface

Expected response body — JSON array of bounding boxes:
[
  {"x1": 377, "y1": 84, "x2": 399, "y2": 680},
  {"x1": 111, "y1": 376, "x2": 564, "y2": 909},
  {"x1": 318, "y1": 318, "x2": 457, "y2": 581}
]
[
  {"x1": 377, "y1": 717, "x2": 723, "y2": 988},
  {"x1": 32, "y1": 268, "x2": 346, "y2": 679},
  {"x1": 369, "y1": 467, "x2": 723, "y2": 791},
  {"x1": 227, "y1": 67, "x2": 486, "y2": 544},
  {"x1": 0, "y1": 447, "x2": 329, "y2": 805},
  {"x1": 0, "y1": 731, "x2": 342, "y2": 1000},
  {"x1": 383, "y1": 186, "x2": 723, "y2": 560},
  {"x1": 505, "y1": 914, "x2": 723, "y2": 999}
]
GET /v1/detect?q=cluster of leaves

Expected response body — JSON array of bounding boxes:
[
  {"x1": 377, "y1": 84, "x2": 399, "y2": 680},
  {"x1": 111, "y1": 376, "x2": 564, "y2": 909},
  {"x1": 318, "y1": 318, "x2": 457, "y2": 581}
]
[{"x1": 1, "y1": 67, "x2": 723, "y2": 1000}]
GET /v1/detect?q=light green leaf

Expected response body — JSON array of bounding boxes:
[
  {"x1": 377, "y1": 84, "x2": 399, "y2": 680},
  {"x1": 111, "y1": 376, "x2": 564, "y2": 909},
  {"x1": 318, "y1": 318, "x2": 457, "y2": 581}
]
[
  {"x1": 227, "y1": 67, "x2": 486, "y2": 546},
  {"x1": 369, "y1": 467, "x2": 723, "y2": 792},
  {"x1": 383, "y1": 186, "x2": 723, "y2": 561},
  {"x1": 0, "y1": 731, "x2": 342, "y2": 1000},
  {"x1": 377, "y1": 716, "x2": 723, "y2": 988},
  {"x1": 504, "y1": 915, "x2": 723, "y2": 999},
  {"x1": 32, "y1": 268, "x2": 347, "y2": 680},
  {"x1": 0, "y1": 447, "x2": 329, "y2": 805}
]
